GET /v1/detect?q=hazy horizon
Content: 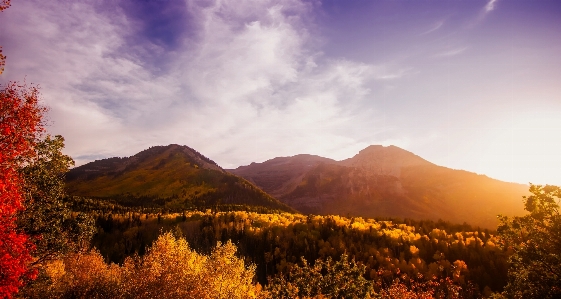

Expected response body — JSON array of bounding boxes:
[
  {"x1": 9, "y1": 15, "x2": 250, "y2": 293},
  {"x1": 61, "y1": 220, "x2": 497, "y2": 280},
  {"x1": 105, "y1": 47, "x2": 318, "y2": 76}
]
[{"x1": 1, "y1": 0, "x2": 560, "y2": 186}]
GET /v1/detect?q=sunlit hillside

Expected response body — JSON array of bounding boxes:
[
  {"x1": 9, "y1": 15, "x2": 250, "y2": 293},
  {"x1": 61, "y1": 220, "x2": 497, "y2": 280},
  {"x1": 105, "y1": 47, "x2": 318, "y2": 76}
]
[
  {"x1": 230, "y1": 145, "x2": 528, "y2": 228},
  {"x1": 66, "y1": 144, "x2": 293, "y2": 212}
]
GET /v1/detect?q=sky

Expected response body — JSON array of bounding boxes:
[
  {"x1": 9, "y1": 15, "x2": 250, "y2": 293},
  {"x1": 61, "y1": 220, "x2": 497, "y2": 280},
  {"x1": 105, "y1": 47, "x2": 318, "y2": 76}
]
[{"x1": 1, "y1": 0, "x2": 560, "y2": 186}]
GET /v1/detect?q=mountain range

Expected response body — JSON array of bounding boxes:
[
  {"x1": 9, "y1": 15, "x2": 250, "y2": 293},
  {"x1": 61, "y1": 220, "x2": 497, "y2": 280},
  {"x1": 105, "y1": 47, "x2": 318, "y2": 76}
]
[
  {"x1": 229, "y1": 145, "x2": 528, "y2": 228},
  {"x1": 66, "y1": 144, "x2": 528, "y2": 228}
]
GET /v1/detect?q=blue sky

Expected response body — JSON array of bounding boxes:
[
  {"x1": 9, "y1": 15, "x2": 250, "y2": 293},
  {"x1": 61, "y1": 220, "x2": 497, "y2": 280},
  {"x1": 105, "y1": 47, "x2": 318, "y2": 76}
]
[{"x1": 1, "y1": 0, "x2": 560, "y2": 186}]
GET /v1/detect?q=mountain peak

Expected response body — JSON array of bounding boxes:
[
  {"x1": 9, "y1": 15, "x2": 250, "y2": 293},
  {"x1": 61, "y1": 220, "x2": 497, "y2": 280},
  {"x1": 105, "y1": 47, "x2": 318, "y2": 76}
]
[
  {"x1": 138, "y1": 144, "x2": 222, "y2": 172},
  {"x1": 339, "y1": 145, "x2": 432, "y2": 177},
  {"x1": 66, "y1": 144, "x2": 293, "y2": 212}
]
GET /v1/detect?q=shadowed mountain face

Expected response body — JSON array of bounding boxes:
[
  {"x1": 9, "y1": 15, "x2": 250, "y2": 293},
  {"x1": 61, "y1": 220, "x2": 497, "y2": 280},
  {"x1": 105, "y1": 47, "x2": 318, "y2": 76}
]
[
  {"x1": 229, "y1": 154, "x2": 336, "y2": 198},
  {"x1": 229, "y1": 145, "x2": 528, "y2": 228},
  {"x1": 66, "y1": 145, "x2": 293, "y2": 212}
]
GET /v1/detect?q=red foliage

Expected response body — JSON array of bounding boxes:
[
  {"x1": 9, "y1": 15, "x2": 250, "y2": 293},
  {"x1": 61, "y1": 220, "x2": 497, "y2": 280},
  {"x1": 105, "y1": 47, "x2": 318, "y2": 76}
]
[
  {"x1": 0, "y1": 0, "x2": 10, "y2": 11},
  {"x1": 0, "y1": 82, "x2": 44, "y2": 298},
  {"x1": 0, "y1": 1, "x2": 10, "y2": 74}
]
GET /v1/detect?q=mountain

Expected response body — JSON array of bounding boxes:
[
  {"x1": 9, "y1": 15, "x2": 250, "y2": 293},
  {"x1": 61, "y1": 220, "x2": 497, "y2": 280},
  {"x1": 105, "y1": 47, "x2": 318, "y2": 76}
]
[
  {"x1": 230, "y1": 154, "x2": 336, "y2": 198},
  {"x1": 339, "y1": 145, "x2": 433, "y2": 174},
  {"x1": 66, "y1": 144, "x2": 293, "y2": 212},
  {"x1": 228, "y1": 145, "x2": 528, "y2": 228}
]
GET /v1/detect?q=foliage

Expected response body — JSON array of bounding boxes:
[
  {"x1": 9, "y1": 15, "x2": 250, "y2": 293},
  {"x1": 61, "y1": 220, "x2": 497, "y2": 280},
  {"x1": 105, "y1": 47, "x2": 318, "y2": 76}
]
[
  {"x1": 18, "y1": 135, "x2": 95, "y2": 265},
  {"x1": 378, "y1": 277, "x2": 463, "y2": 299},
  {"x1": 497, "y1": 184, "x2": 561, "y2": 298},
  {"x1": 88, "y1": 210, "x2": 502, "y2": 295},
  {"x1": 0, "y1": 83, "x2": 45, "y2": 297},
  {"x1": 267, "y1": 254, "x2": 376, "y2": 298},
  {"x1": 0, "y1": 0, "x2": 9, "y2": 11},
  {"x1": 26, "y1": 232, "x2": 263, "y2": 299},
  {"x1": 122, "y1": 233, "x2": 260, "y2": 298},
  {"x1": 0, "y1": 0, "x2": 10, "y2": 74},
  {"x1": 0, "y1": 46, "x2": 5, "y2": 75}
]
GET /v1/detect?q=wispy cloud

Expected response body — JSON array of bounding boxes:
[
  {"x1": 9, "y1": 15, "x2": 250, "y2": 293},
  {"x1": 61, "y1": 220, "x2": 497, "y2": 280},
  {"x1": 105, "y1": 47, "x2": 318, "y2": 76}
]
[
  {"x1": 485, "y1": 0, "x2": 499, "y2": 13},
  {"x1": 0, "y1": 0, "x2": 384, "y2": 167},
  {"x1": 420, "y1": 20, "x2": 445, "y2": 35},
  {"x1": 373, "y1": 67, "x2": 417, "y2": 80},
  {"x1": 434, "y1": 47, "x2": 468, "y2": 58},
  {"x1": 466, "y1": 0, "x2": 500, "y2": 28}
]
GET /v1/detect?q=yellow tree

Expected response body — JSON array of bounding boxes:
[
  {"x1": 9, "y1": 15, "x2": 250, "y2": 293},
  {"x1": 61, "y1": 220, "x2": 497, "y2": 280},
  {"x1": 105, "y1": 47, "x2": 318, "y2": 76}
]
[{"x1": 33, "y1": 232, "x2": 264, "y2": 298}]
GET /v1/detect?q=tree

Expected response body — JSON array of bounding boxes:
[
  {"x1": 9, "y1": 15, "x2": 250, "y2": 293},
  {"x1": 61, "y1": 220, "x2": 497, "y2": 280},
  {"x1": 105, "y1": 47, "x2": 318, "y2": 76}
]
[
  {"x1": 18, "y1": 135, "x2": 95, "y2": 266},
  {"x1": 497, "y1": 184, "x2": 561, "y2": 298},
  {"x1": 28, "y1": 232, "x2": 264, "y2": 299},
  {"x1": 0, "y1": 0, "x2": 11, "y2": 74},
  {"x1": 267, "y1": 254, "x2": 376, "y2": 298},
  {"x1": 0, "y1": 82, "x2": 44, "y2": 297},
  {"x1": 121, "y1": 233, "x2": 262, "y2": 299}
]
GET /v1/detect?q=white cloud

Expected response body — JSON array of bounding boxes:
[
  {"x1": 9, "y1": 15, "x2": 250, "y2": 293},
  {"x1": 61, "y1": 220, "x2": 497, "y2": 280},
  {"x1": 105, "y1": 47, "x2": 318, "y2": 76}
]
[
  {"x1": 0, "y1": 0, "x2": 386, "y2": 167},
  {"x1": 485, "y1": 0, "x2": 499, "y2": 13}
]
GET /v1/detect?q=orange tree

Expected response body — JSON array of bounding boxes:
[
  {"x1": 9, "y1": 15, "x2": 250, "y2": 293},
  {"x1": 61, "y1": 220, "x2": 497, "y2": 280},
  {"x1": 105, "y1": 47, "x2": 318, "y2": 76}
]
[{"x1": 0, "y1": 82, "x2": 45, "y2": 297}]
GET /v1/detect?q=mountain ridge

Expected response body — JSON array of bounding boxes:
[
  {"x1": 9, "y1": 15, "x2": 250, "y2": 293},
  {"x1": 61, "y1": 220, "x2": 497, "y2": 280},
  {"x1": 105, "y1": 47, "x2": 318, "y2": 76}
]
[
  {"x1": 229, "y1": 145, "x2": 528, "y2": 228},
  {"x1": 66, "y1": 144, "x2": 294, "y2": 212}
]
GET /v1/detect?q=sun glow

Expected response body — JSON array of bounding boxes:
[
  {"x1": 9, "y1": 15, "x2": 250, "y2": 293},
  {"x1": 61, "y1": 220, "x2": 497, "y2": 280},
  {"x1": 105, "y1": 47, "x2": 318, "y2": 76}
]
[{"x1": 472, "y1": 112, "x2": 561, "y2": 186}]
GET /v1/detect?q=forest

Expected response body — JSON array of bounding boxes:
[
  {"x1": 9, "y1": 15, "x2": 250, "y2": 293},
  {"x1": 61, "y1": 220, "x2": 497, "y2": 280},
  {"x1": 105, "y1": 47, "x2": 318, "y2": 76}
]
[{"x1": 1, "y1": 81, "x2": 561, "y2": 298}]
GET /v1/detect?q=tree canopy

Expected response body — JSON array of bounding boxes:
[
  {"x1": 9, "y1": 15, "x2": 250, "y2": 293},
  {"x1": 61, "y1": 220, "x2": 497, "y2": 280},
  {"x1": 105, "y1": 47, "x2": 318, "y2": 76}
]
[
  {"x1": 0, "y1": 82, "x2": 44, "y2": 298},
  {"x1": 18, "y1": 135, "x2": 95, "y2": 266},
  {"x1": 497, "y1": 184, "x2": 561, "y2": 298},
  {"x1": 24, "y1": 232, "x2": 263, "y2": 299}
]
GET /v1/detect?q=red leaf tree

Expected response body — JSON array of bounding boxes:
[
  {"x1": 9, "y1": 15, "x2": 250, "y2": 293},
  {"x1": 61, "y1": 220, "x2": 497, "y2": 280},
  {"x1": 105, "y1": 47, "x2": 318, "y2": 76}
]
[
  {"x1": 0, "y1": 82, "x2": 44, "y2": 298},
  {"x1": 0, "y1": 0, "x2": 11, "y2": 74}
]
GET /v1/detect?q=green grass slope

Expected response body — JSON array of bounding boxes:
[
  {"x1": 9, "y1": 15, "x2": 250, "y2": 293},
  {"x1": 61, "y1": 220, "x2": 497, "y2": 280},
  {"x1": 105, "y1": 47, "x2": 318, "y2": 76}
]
[{"x1": 66, "y1": 144, "x2": 293, "y2": 212}]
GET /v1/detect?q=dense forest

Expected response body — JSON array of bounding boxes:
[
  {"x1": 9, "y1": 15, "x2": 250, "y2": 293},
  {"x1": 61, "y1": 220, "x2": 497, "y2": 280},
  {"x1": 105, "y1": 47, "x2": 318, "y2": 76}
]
[
  {"x1": 82, "y1": 205, "x2": 504, "y2": 295},
  {"x1": 1, "y1": 82, "x2": 560, "y2": 298}
]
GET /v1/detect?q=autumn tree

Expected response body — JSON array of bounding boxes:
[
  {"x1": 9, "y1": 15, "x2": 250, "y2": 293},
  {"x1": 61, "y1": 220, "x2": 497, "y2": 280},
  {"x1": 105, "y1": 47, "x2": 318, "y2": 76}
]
[
  {"x1": 0, "y1": 0, "x2": 11, "y2": 74},
  {"x1": 121, "y1": 232, "x2": 262, "y2": 299},
  {"x1": 18, "y1": 135, "x2": 95, "y2": 266},
  {"x1": 267, "y1": 254, "x2": 376, "y2": 298},
  {"x1": 0, "y1": 82, "x2": 44, "y2": 297},
  {"x1": 28, "y1": 232, "x2": 264, "y2": 299},
  {"x1": 497, "y1": 184, "x2": 561, "y2": 298}
]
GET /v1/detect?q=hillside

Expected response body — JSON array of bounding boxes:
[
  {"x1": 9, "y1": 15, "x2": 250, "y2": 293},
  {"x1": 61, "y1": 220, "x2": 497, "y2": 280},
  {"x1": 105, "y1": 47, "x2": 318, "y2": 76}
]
[
  {"x1": 66, "y1": 144, "x2": 293, "y2": 212},
  {"x1": 228, "y1": 145, "x2": 528, "y2": 228},
  {"x1": 229, "y1": 154, "x2": 336, "y2": 198}
]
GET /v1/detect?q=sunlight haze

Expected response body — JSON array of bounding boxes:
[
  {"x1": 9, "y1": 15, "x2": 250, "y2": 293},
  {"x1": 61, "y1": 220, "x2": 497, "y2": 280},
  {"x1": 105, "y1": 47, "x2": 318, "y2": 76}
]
[{"x1": 1, "y1": 0, "x2": 560, "y2": 186}]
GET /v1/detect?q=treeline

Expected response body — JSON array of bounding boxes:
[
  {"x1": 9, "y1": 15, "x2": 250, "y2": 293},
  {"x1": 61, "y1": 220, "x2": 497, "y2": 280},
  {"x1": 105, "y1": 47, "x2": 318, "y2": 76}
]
[
  {"x1": 65, "y1": 196, "x2": 290, "y2": 215},
  {"x1": 86, "y1": 208, "x2": 507, "y2": 297}
]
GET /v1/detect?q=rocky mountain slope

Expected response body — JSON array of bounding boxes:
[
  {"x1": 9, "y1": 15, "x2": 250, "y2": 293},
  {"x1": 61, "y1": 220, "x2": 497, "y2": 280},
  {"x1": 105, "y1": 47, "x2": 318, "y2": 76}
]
[{"x1": 229, "y1": 145, "x2": 528, "y2": 228}]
